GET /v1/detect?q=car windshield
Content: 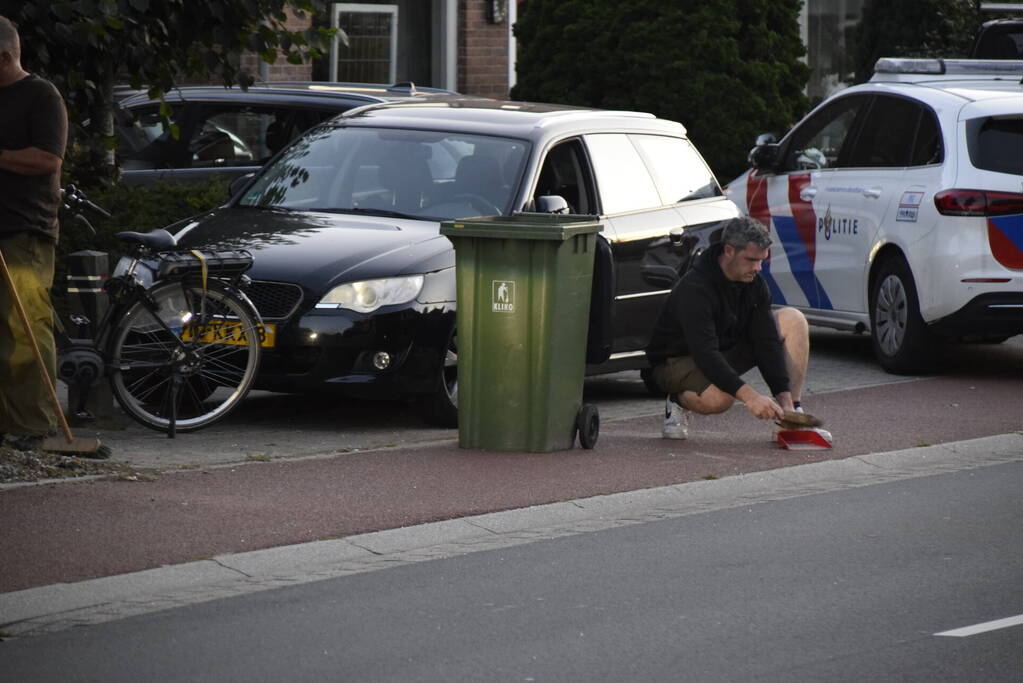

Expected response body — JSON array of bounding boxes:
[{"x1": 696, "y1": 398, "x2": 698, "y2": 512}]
[
  {"x1": 237, "y1": 125, "x2": 530, "y2": 220},
  {"x1": 966, "y1": 116, "x2": 1023, "y2": 176}
]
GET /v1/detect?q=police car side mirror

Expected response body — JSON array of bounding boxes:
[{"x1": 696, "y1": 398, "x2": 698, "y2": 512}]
[{"x1": 748, "y1": 134, "x2": 780, "y2": 171}]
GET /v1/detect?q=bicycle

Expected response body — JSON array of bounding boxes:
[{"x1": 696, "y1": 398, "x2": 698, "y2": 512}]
[{"x1": 58, "y1": 185, "x2": 263, "y2": 437}]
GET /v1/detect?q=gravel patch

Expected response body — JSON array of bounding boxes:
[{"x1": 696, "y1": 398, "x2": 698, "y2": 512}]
[{"x1": 0, "y1": 446, "x2": 149, "y2": 484}]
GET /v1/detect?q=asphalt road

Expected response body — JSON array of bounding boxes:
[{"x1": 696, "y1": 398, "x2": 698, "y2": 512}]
[{"x1": 3, "y1": 458, "x2": 1020, "y2": 682}]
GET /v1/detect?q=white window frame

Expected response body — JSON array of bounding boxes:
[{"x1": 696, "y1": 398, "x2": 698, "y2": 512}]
[{"x1": 330, "y1": 3, "x2": 399, "y2": 84}]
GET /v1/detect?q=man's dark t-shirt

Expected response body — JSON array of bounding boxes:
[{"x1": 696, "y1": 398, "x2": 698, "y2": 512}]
[
  {"x1": 646, "y1": 242, "x2": 789, "y2": 397},
  {"x1": 0, "y1": 74, "x2": 68, "y2": 242}
]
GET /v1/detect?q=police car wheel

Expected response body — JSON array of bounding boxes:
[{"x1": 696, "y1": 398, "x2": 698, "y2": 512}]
[{"x1": 869, "y1": 257, "x2": 936, "y2": 374}]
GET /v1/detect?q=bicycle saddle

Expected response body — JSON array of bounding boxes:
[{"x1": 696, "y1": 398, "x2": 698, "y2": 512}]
[{"x1": 116, "y1": 229, "x2": 178, "y2": 251}]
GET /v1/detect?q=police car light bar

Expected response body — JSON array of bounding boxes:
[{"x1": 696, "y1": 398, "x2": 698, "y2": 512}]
[{"x1": 874, "y1": 58, "x2": 1023, "y2": 76}]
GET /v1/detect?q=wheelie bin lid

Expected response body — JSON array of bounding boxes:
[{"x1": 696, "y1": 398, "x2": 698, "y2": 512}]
[{"x1": 440, "y1": 213, "x2": 603, "y2": 241}]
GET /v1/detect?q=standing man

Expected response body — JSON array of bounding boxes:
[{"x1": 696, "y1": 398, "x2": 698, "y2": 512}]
[
  {"x1": 646, "y1": 216, "x2": 810, "y2": 439},
  {"x1": 0, "y1": 15, "x2": 68, "y2": 451}
]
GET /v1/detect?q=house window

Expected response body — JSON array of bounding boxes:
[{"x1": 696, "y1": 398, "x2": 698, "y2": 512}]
[
  {"x1": 803, "y1": 0, "x2": 866, "y2": 102},
  {"x1": 331, "y1": 3, "x2": 399, "y2": 83}
]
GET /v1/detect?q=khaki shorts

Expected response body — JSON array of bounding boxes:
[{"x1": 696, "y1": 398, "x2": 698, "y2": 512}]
[{"x1": 652, "y1": 341, "x2": 757, "y2": 395}]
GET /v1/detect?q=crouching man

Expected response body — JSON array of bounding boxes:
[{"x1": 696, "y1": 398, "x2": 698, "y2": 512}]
[{"x1": 645, "y1": 216, "x2": 809, "y2": 439}]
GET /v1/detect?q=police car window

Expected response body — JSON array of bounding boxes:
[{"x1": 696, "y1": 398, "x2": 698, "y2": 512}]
[
  {"x1": 966, "y1": 116, "x2": 1023, "y2": 176},
  {"x1": 846, "y1": 96, "x2": 921, "y2": 168},
  {"x1": 631, "y1": 134, "x2": 722, "y2": 204},
  {"x1": 783, "y1": 95, "x2": 865, "y2": 171},
  {"x1": 584, "y1": 133, "x2": 661, "y2": 214},
  {"x1": 910, "y1": 107, "x2": 942, "y2": 166}
]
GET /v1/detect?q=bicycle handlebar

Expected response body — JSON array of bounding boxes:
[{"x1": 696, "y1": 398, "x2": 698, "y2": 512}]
[
  {"x1": 60, "y1": 185, "x2": 112, "y2": 236},
  {"x1": 61, "y1": 184, "x2": 112, "y2": 220}
]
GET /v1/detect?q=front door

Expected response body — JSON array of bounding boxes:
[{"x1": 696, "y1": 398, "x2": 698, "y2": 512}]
[{"x1": 748, "y1": 94, "x2": 873, "y2": 312}]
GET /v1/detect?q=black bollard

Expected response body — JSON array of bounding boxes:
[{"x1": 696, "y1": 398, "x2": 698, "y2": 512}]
[{"x1": 63, "y1": 251, "x2": 126, "y2": 429}]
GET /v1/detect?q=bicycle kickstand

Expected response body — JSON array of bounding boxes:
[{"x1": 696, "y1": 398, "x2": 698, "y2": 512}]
[{"x1": 168, "y1": 373, "x2": 183, "y2": 439}]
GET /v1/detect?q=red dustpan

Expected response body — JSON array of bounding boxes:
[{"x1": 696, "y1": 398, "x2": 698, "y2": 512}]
[{"x1": 776, "y1": 428, "x2": 833, "y2": 450}]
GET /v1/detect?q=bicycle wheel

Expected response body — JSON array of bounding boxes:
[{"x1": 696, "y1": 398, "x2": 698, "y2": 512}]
[{"x1": 107, "y1": 280, "x2": 261, "y2": 432}]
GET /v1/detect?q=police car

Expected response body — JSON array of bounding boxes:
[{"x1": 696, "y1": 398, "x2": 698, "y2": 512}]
[{"x1": 727, "y1": 58, "x2": 1023, "y2": 373}]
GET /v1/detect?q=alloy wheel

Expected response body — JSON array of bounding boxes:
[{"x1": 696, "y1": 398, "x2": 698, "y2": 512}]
[{"x1": 874, "y1": 274, "x2": 908, "y2": 357}]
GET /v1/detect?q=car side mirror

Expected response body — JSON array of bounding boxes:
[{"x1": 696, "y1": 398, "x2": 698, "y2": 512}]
[
  {"x1": 535, "y1": 195, "x2": 570, "y2": 214},
  {"x1": 748, "y1": 133, "x2": 780, "y2": 171},
  {"x1": 229, "y1": 172, "x2": 256, "y2": 201}
]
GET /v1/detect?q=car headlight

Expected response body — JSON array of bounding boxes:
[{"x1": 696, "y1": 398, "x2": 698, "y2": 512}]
[{"x1": 316, "y1": 275, "x2": 425, "y2": 313}]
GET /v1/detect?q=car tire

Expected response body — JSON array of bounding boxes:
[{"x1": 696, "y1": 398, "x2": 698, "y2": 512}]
[
  {"x1": 869, "y1": 257, "x2": 937, "y2": 374},
  {"x1": 418, "y1": 327, "x2": 458, "y2": 428},
  {"x1": 640, "y1": 367, "x2": 662, "y2": 396}
]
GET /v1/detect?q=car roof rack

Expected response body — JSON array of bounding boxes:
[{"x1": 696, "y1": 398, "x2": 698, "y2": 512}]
[
  {"x1": 872, "y1": 57, "x2": 1023, "y2": 82},
  {"x1": 976, "y1": 2, "x2": 1023, "y2": 12}
]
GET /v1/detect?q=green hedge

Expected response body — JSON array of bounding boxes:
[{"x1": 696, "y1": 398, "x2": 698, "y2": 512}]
[
  {"x1": 54, "y1": 178, "x2": 229, "y2": 315},
  {"x1": 852, "y1": 0, "x2": 978, "y2": 84},
  {"x1": 511, "y1": 0, "x2": 809, "y2": 183}
]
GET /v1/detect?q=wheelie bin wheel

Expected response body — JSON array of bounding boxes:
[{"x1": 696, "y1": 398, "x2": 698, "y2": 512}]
[{"x1": 576, "y1": 404, "x2": 600, "y2": 449}]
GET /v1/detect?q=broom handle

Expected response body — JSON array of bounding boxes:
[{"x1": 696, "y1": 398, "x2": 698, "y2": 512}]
[{"x1": 0, "y1": 248, "x2": 74, "y2": 443}]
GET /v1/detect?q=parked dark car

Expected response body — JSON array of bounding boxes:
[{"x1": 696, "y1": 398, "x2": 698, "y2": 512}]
[
  {"x1": 115, "y1": 82, "x2": 454, "y2": 186},
  {"x1": 970, "y1": 19, "x2": 1023, "y2": 59},
  {"x1": 140, "y1": 97, "x2": 740, "y2": 426}
]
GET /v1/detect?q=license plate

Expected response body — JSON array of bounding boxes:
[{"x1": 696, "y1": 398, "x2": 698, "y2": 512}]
[{"x1": 182, "y1": 320, "x2": 276, "y2": 348}]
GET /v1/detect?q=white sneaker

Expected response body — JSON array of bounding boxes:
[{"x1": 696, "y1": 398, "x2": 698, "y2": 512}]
[{"x1": 663, "y1": 396, "x2": 691, "y2": 440}]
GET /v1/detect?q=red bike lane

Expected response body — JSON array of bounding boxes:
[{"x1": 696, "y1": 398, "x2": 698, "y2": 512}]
[{"x1": 1, "y1": 375, "x2": 1020, "y2": 594}]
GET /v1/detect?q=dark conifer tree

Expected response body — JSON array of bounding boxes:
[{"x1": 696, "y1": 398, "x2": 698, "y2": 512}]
[{"x1": 512, "y1": 0, "x2": 809, "y2": 181}]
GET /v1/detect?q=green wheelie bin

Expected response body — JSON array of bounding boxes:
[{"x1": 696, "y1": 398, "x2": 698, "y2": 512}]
[{"x1": 439, "y1": 214, "x2": 603, "y2": 452}]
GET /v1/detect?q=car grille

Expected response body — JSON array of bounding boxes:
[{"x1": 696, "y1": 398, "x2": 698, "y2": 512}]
[{"x1": 245, "y1": 280, "x2": 305, "y2": 321}]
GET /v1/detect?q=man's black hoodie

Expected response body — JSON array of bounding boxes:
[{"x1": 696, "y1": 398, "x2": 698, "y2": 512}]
[{"x1": 645, "y1": 242, "x2": 789, "y2": 397}]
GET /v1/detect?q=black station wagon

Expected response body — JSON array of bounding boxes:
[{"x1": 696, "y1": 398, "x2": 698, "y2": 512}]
[{"x1": 155, "y1": 97, "x2": 741, "y2": 425}]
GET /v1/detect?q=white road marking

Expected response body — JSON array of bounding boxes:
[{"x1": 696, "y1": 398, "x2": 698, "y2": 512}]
[{"x1": 935, "y1": 614, "x2": 1023, "y2": 637}]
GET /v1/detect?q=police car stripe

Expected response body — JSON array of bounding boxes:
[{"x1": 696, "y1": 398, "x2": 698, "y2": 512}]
[
  {"x1": 772, "y1": 215, "x2": 828, "y2": 308},
  {"x1": 787, "y1": 173, "x2": 818, "y2": 267},
  {"x1": 745, "y1": 173, "x2": 787, "y2": 305},
  {"x1": 746, "y1": 173, "x2": 772, "y2": 227},
  {"x1": 988, "y1": 215, "x2": 1023, "y2": 270},
  {"x1": 788, "y1": 174, "x2": 833, "y2": 310},
  {"x1": 759, "y1": 254, "x2": 787, "y2": 305}
]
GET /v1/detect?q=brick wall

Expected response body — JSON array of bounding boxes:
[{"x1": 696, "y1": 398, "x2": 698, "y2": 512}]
[
  {"x1": 240, "y1": 9, "x2": 315, "y2": 82},
  {"x1": 187, "y1": 4, "x2": 513, "y2": 95},
  {"x1": 459, "y1": 0, "x2": 511, "y2": 98}
]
